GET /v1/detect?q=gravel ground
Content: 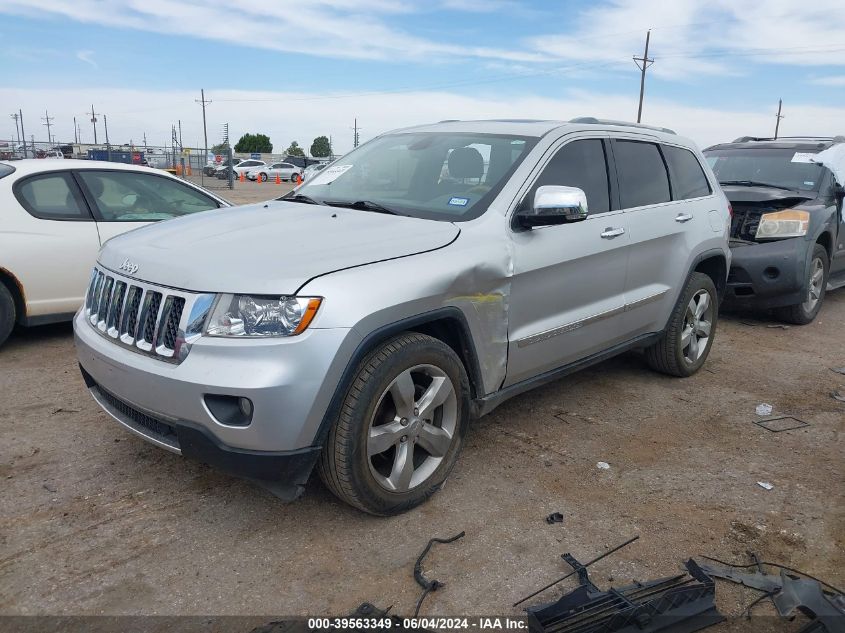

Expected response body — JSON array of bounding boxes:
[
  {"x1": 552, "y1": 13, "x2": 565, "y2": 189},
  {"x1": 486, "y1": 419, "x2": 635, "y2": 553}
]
[{"x1": 0, "y1": 181, "x2": 843, "y2": 627}]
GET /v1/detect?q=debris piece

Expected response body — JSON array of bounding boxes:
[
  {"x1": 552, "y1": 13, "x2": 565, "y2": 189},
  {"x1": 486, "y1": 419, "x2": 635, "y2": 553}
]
[
  {"x1": 832, "y1": 390, "x2": 845, "y2": 403},
  {"x1": 42, "y1": 483, "x2": 56, "y2": 493},
  {"x1": 754, "y1": 415, "x2": 810, "y2": 433},
  {"x1": 700, "y1": 556, "x2": 845, "y2": 632},
  {"x1": 766, "y1": 324, "x2": 791, "y2": 329},
  {"x1": 596, "y1": 461, "x2": 610, "y2": 470},
  {"x1": 413, "y1": 531, "x2": 465, "y2": 617},
  {"x1": 755, "y1": 403, "x2": 773, "y2": 416},
  {"x1": 50, "y1": 407, "x2": 81, "y2": 415},
  {"x1": 831, "y1": 367, "x2": 845, "y2": 375},
  {"x1": 757, "y1": 481, "x2": 774, "y2": 490},
  {"x1": 525, "y1": 557, "x2": 724, "y2": 633},
  {"x1": 514, "y1": 535, "x2": 639, "y2": 607},
  {"x1": 545, "y1": 512, "x2": 564, "y2": 524}
]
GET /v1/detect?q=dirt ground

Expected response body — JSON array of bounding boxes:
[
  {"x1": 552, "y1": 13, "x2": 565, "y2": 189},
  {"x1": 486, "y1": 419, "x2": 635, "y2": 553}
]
[{"x1": 1, "y1": 179, "x2": 843, "y2": 627}]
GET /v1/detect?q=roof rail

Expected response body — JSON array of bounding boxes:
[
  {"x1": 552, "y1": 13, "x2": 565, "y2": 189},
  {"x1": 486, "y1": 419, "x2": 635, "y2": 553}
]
[
  {"x1": 569, "y1": 116, "x2": 676, "y2": 135},
  {"x1": 732, "y1": 135, "x2": 837, "y2": 143}
]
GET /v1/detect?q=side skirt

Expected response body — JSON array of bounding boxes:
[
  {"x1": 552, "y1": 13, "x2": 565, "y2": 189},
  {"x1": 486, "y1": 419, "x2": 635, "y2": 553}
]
[{"x1": 473, "y1": 332, "x2": 662, "y2": 418}]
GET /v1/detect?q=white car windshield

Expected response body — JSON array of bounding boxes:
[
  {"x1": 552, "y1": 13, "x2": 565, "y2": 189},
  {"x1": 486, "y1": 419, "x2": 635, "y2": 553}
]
[{"x1": 288, "y1": 132, "x2": 538, "y2": 221}]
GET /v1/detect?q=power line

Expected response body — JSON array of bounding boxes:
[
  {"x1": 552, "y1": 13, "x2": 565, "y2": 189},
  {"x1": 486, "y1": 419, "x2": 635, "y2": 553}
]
[{"x1": 633, "y1": 30, "x2": 653, "y2": 123}]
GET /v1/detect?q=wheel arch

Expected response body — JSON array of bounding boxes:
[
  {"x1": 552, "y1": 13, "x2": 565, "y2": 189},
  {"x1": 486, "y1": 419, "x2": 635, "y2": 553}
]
[
  {"x1": 0, "y1": 266, "x2": 26, "y2": 324},
  {"x1": 314, "y1": 308, "x2": 484, "y2": 447},
  {"x1": 815, "y1": 230, "x2": 833, "y2": 260},
  {"x1": 692, "y1": 250, "x2": 728, "y2": 301}
]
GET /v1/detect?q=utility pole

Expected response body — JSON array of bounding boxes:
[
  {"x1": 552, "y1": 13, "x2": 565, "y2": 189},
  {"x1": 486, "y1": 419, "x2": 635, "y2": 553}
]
[
  {"x1": 352, "y1": 118, "x2": 361, "y2": 148},
  {"x1": 10, "y1": 113, "x2": 21, "y2": 147},
  {"x1": 143, "y1": 132, "x2": 147, "y2": 152},
  {"x1": 73, "y1": 116, "x2": 78, "y2": 144},
  {"x1": 104, "y1": 114, "x2": 111, "y2": 161},
  {"x1": 19, "y1": 109, "x2": 27, "y2": 158},
  {"x1": 774, "y1": 99, "x2": 784, "y2": 139},
  {"x1": 633, "y1": 30, "x2": 654, "y2": 123},
  {"x1": 196, "y1": 89, "x2": 211, "y2": 161},
  {"x1": 88, "y1": 105, "x2": 98, "y2": 144},
  {"x1": 41, "y1": 109, "x2": 55, "y2": 145},
  {"x1": 178, "y1": 119, "x2": 183, "y2": 151}
]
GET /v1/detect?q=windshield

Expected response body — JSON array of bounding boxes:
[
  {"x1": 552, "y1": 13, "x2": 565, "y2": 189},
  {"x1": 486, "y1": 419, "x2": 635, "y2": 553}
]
[
  {"x1": 291, "y1": 132, "x2": 538, "y2": 221},
  {"x1": 704, "y1": 147, "x2": 825, "y2": 192}
]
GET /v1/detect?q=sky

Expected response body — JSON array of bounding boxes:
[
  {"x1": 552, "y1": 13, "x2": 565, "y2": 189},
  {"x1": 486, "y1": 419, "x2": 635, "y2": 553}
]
[{"x1": 1, "y1": 0, "x2": 844, "y2": 154}]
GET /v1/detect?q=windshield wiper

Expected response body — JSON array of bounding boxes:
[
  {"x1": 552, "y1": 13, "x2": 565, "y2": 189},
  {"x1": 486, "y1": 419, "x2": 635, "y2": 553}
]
[
  {"x1": 718, "y1": 180, "x2": 797, "y2": 192},
  {"x1": 278, "y1": 193, "x2": 321, "y2": 205},
  {"x1": 322, "y1": 199, "x2": 404, "y2": 216}
]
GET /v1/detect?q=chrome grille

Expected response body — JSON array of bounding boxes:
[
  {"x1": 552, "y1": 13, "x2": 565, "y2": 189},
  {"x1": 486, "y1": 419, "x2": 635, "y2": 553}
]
[{"x1": 84, "y1": 265, "x2": 214, "y2": 363}]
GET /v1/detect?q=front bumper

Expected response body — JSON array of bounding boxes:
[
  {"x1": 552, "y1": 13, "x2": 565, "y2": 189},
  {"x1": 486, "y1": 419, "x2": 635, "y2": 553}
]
[
  {"x1": 723, "y1": 237, "x2": 811, "y2": 310},
  {"x1": 74, "y1": 309, "x2": 360, "y2": 487}
]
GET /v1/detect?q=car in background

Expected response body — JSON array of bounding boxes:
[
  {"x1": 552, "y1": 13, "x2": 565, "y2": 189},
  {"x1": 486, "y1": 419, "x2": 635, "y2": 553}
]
[
  {"x1": 704, "y1": 136, "x2": 845, "y2": 324},
  {"x1": 247, "y1": 161, "x2": 303, "y2": 182},
  {"x1": 215, "y1": 158, "x2": 264, "y2": 179},
  {"x1": 0, "y1": 160, "x2": 230, "y2": 348},
  {"x1": 302, "y1": 163, "x2": 328, "y2": 182}
]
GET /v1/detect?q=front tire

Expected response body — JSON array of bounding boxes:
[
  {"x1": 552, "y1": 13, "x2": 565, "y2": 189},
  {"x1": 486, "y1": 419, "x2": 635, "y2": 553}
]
[
  {"x1": 0, "y1": 283, "x2": 15, "y2": 348},
  {"x1": 645, "y1": 272, "x2": 718, "y2": 377},
  {"x1": 773, "y1": 244, "x2": 828, "y2": 325},
  {"x1": 317, "y1": 333, "x2": 470, "y2": 515}
]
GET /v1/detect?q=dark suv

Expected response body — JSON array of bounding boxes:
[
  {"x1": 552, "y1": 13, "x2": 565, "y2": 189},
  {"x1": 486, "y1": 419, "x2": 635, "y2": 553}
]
[{"x1": 704, "y1": 137, "x2": 845, "y2": 323}]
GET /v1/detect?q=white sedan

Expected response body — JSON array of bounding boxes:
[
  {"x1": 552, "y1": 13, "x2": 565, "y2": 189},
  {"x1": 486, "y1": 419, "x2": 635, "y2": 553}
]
[
  {"x1": 0, "y1": 159, "x2": 230, "y2": 347},
  {"x1": 247, "y1": 161, "x2": 303, "y2": 182}
]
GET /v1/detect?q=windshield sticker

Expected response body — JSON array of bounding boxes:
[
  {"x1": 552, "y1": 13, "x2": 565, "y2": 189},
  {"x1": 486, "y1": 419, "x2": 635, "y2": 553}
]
[
  {"x1": 448, "y1": 197, "x2": 469, "y2": 207},
  {"x1": 791, "y1": 152, "x2": 816, "y2": 163},
  {"x1": 308, "y1": 163, "x2": 353, "y2": 185}
]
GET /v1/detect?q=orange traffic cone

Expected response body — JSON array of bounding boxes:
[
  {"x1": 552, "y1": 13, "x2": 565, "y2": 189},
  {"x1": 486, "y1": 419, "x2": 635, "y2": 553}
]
[
  {"x1": 295, "y1": 172, "x2": 302, "y2": 185},
  {"x1": 239, "y1": 171, "x2": 245, "y2": 183},
  {"x1": 275, "y1": 173, "x2": 281, "y2": 185}
]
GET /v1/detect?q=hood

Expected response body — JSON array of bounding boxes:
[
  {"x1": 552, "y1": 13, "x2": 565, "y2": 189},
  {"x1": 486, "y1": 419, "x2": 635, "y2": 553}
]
[
  {"x1": 98, "y1": 201, "x2": 460, "y2": 294},
  {"x1": 720, "y1": 184, "x2": 815, "y2": 205}
]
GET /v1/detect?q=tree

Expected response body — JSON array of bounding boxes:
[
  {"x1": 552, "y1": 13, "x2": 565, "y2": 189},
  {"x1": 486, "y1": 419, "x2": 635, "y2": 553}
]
[
  {"x1": 285, "y1": 141, "x2": 305, "y2": 157},
  {"x1": 310, "y1": 135, "x2": 332, "y2": 158},
  {"x1": 234, "y1": 133, "x2": 272, "y2": 154},
  {"x1": 210, "y1": 142, "x2": 229, "y2": 154}
]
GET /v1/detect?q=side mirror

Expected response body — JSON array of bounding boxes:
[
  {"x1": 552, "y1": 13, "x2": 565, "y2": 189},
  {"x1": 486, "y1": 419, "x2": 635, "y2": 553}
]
[
  {"x1": 516, "y1": 185, "x2": 589, "y2": 229},
  {"x1": 834, "y1": 183, "x2": 844, "y2": 200}
]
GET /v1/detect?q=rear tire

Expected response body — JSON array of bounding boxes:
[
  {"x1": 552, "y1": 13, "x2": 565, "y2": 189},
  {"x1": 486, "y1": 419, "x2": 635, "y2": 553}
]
[
  {"x1": 645, "y1": 272, "x2": 718, "y2": 377},
  {"x1": 0, "y1": 283, "x2": 16, "y2": 349},
  {"x1": 259, "y1": 173, "x2": 267, "y2": 182},
  {"x1": 317, "y1": 333, "x2": 470, "y2": 515},
  {"x1": 773, "y1": 244, "x2": 828, "y2": 325}
]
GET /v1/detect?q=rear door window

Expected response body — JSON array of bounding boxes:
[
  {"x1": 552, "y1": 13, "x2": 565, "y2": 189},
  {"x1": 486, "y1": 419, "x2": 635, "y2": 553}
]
[
  {"x1": 15, "y1": 172, "x2": 90, "y2": 220},
  {"x1": 78, "y1": 170, "x2": 220, "y2": 221},
  {"x1": 525, "y1": 139, "x2": 611, "y2": 214},
  {"x1": 663, "y1": 145, "x2": 711, "y2": 200},
  {"x1": 613, "y1": 140, "x2": 671, "y2": 209}
]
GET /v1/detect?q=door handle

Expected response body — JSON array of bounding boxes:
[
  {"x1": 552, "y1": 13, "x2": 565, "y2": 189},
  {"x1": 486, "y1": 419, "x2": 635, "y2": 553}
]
[
  {"x1": 675, "y1": 213, "x2": 693, "y2": 223},
  {"x1": 600, "y1": 227, "x2": 625, "y2": 239}
]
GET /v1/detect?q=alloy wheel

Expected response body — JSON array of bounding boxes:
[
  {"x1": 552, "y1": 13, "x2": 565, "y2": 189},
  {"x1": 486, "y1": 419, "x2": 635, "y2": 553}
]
[
  {"x1": 802, "y1": 257, "x2": 824, "y2": 313},
  {"x1": 367, "y1": 364, "x2": 457, "y2": 493},
  {"x1": 681, "y1": 289, "x2": 713, "y2": 363}
]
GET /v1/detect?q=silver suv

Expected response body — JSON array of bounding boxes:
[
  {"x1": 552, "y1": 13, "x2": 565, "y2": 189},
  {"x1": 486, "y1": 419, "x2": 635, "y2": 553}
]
[{"x1": 74, "y1": 118, "x2": 731, "y2": 515}]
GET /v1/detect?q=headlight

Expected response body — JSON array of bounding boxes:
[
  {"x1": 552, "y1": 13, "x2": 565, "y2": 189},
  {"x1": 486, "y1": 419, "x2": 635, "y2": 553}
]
[
  {"x1": 205, "y1": 294, "x2": 322, "y2": 337},
  {"x1": 755, "y1": 209, "x2": 810, "y2": 240}
]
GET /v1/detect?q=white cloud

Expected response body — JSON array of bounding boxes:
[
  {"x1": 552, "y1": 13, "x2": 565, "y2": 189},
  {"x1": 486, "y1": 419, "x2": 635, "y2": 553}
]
[
  {"x1": 809, "y1": 75, "x2": 845, "y2": 86},
  {"x1": 76, "y1": 49, "x2": 97, "y2": 68},
  {"x1": 526, "y1": 0, "x2": 845, "y2": 78},
  {"x1": 3, "y1": 86, "x2": 843, "y2": 153}
]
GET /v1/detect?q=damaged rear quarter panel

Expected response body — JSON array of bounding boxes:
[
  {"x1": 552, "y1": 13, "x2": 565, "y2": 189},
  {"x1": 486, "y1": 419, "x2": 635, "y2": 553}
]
[{"x1": 300, "y1": 213, "x2": 514, "y2": 397}]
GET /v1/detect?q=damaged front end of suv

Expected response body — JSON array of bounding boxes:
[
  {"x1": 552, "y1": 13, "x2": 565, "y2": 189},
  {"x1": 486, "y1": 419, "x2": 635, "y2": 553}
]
[{"x1": 704, "y1": 137, "x2": 845, "y2": 324}]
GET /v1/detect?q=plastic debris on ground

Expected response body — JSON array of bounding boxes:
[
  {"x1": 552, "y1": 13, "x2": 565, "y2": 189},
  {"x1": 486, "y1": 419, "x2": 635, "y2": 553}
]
[
  {"x1": 545, "y1": 512, "x2": 564, "y2": 524},
  {"x1": 757, "y1": 481, "x2": 774, "y2": 490},
  {"x1": 596, "y1": 461, "x2": 610, "y2": 470},
  {"x1": 832, "y1": 390, "x2": 845, "y2": 403},
  {"x1": 756, "y1": 403, "x2": 774, "y2": 416}
]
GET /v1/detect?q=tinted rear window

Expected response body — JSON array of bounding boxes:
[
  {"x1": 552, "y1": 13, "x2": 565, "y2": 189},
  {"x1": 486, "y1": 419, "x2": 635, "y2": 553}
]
[
  {"x1": 614, "y1": 140, "x2": 671, "y2": 208},
  {"x1": 0, "y1": 164, "x2": 15, "y2": 179},
  {"x1": 663, "y1": 145, "x2": 711, "y2": 200},
  {"x1": 704, "y1": 147, "x2": 825, "y2": 192}
]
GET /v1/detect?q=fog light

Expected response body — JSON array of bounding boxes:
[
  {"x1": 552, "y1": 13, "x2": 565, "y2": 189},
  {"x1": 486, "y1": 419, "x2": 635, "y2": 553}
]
[
  {"x1": 238, "y1": 397, "x2": 253, "y2": 418},
  {"x1": 204, "y1": 394, "x2": 253, "y2": 426}
]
